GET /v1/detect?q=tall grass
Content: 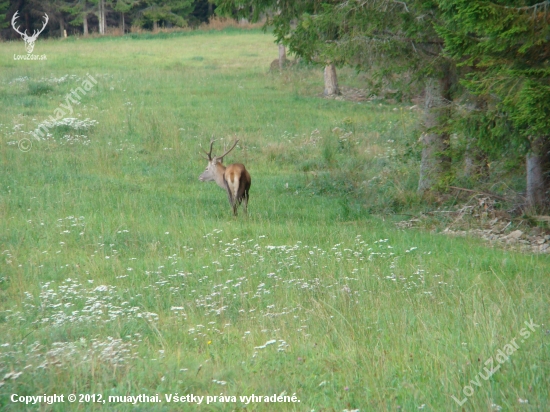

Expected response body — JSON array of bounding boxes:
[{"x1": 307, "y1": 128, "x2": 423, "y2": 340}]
[{"x1": 0, "y1": 29, "x2": 548, "y2": 411}]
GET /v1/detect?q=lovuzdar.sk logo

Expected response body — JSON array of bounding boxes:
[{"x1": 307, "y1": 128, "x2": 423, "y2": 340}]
[{"x1": 12, "y1": 11, "x2": 48, "y2": 60}]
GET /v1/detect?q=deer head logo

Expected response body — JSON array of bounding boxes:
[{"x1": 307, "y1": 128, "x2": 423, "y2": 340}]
[{"x1": 12, "y1": 11, "x2": 49, "y2": 54}]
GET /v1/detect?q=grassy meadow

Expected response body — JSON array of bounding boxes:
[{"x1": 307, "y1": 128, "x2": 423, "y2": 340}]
[{"x1": 0, "y1": 29, "x2": 549, "y2": 411}]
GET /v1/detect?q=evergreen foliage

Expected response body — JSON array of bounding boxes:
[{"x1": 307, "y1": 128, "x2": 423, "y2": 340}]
[
  {"x1": 0, "y1": 0, "x2": 9, "y2": 29},
  {"x1": 0, "y1": 0, "x2": 217, "y2": 36},
  {"x1": 437, "y1": 0, "x2": 550, "y2": 153}
]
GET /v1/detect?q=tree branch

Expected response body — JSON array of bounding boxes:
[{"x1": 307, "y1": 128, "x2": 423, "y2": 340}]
[
  {"x1": 501, "y1": 0, "x2": 549, "y2": 11},
  {"x1": 490, "y1": 0, "x2": 550, "y2": 15},
  {"x1": 393, "y1": 1, "x2": 409, "y2": 12},
  {"x1": 449, "y1": 186, "x2": 507, "y2": 201}
]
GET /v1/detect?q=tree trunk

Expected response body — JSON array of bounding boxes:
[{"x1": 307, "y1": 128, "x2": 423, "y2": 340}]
[
  {"x1": 98, "y1": 0, "x2": 105, "y2": 35},
  {"x1": 121, "y1": 12, "x2": 125, "y2": 33},
  {"x1": 526, "y1": 135, "x2": 548, "y2": 210},
  {"x1": 278, "y1": 44, "x2": 287, "y2": 70},
  {"x1": 98, "y1": 1, "x2": 102, "y2": 34},
  {"x1": 59, "y1": 18, "x2": 65, "y2": 36},
  {"x1": 464, "y1": 144, "x2": 488, "y2": 180},
  {"x1": 464, "y1": 96, "x2": 488, "y2": 180},
  {"x1": 417, "y1": 73, "x2": 452, "y2": 193},
  {"x1": 153, "y1": 20, "x2": 158, "y2": 31},
  {"x1": 83, "y1": 14, "x2": 88, "y2": 35},
  {"x1": 324, "y1": 63, "x2": 340, "y2": 96}
]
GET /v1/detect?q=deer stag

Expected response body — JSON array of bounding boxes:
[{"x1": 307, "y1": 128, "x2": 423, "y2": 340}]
[
  {"x1": 12, "y1": 11, "x2": 49, "y2": 54},
  {"x1": 199, "y1": 139, "x2": 251, "y2": 216}
]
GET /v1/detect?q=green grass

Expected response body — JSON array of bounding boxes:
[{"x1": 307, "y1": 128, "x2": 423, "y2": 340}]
[{"x1": 0, "y1": 29, "x2": 548, "y2": 411}]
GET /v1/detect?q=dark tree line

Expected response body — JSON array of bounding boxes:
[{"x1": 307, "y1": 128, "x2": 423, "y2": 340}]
[
  {"x1": 3, "y1": 0, "x2": 549, "y2": 210},
  {"x1": 0, "y1": 0, "x2": 217, "y2": 38},
  {"x1": 217, "y1": 0, "x2": 550, "y2": 211}
]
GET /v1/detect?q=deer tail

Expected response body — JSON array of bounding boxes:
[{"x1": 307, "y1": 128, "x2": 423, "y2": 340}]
[{"x1": 224, "y1": 168, "x2": 241, "y2": 204}]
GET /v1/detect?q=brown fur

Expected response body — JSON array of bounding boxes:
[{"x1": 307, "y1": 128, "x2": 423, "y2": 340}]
[
  {"x1": 198, "y1": 139, "x2": 251, "y2": 216},
  {"x1": 223, "y1": 164, "x2": 251, "y2": 216}
]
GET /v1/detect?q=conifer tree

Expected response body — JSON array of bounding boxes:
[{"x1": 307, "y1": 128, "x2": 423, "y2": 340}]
[
  {"x1": 437, "y1": 0, "x2": 550, "y2": 208},
  {"x1": 0, "y1": 0, "x2": 10, "y2": 29},
  {"x1": 113, "y1": 0, "x2": 139, "y2": 32}
]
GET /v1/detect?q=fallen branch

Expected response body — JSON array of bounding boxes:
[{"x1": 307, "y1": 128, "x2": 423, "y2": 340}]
[{"x1": 449, "y1": 186, "x2": 507, "y2": 201}]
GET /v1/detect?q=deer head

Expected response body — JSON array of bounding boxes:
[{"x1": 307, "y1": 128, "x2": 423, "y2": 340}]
[
  {"x1": 12, "y1": 11, "x2": 49, "y2": 54},
  {"x1": 199, "y1": 139, "x2": 239, "y2": 183},
  {"x1": 199, "y1": 139, "x2": 251, "y2": 216}
]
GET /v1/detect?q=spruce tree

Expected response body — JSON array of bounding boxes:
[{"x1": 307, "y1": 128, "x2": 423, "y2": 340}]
[{"x1": 437, "y1": 0, "x2": 550, "y2": 209}]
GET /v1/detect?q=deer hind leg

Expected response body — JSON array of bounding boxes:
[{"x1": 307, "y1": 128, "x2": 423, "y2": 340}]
[
  {"x1": 244, "y1": 174, "x2": 251, "y2": 215},
  {"x1": 232, "y1": 193, "x2": 240, "y2": 216},
  {"x1": 233, "y1": 182, "x2": 241, "y2": 216},
  {"x1": 230, "y1": 192, "x2": 239, "y2": 216},
  {"x1": 239, "y1": 174, "x2": 250, "y2": 215},
  {"x1": 225, "y1": 177, "x2": 240, "y2": 216},
  {"x1": 224, "y1": 179, "x2": 236, "y2": 215},
  {"x1": 242, "y1": 187, "x2": 249, "y2": 215},
  {"x1": 234, "y1": 178, "x2": 249, "y2": 216},
  {"x1": 228, "y1": 192, "x2": 237, "y2": 215}
]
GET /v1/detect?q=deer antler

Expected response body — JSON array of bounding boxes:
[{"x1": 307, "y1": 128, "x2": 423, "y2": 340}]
[
  {"x1": 32, "y1": 13, "x2": 49, "y2": 39},
  {"x1": 201, "y1": 139, "x2": 216, "y2": 160},
  {"x1": 11, "y1": 11, "x2": 27, "y2": 38},
  {"x1": 218, "y1": 139, "x2": 239, "y2": 161},
  {"x1": 11, "y1": 11, "x2": 48, "y2": 40}
]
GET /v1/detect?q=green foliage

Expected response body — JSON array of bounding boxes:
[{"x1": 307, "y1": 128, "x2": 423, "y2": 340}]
[
  {"x1": 0, "y1": 29, "x2": 548, "y2": 412},
  {"x1": 0, "y1": 0, "x2": 9, "y2": 29},
  {"x1": 0, "y1": 0, "x2": 217, "y2": 37},
  {"x1": 113, "y1": 0, "x2": 140, "y2": 14},
  {"x1": 135, "y1": 0, "x2": 193, "y2": 28},
  {"x1": 27, "y1": 81, "x2": 54, "y2": 96},
  {"x1": 437, "y1": 0, "x2": 550, "y2": 152}
]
